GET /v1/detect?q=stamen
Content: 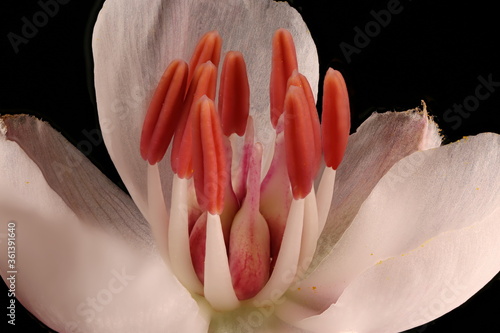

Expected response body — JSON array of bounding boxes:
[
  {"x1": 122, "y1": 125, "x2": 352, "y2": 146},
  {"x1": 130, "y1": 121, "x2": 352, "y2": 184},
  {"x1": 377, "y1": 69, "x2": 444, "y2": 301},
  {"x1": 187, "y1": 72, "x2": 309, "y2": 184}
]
[
  {"x1": 284, "y1": 85, "x2": 317, "y2": 200},
  {"x1": 270, "y1": 28, "x2": 299, "y2": 128},
  {"x1": 322, "y1": 68, "x2": 350, "y2": 170},
  {"x1": 187, "y1": 31, "x2": 222, "y2": 85},
  {"x1": 229, "y1": 143, "x2": 271, "y2": 300},
  {"x1": 140, "y1": 59, "x2": 188, "y2": 164},
  {"x1": 191, "y1": 96, "x2": 226, "y2": 215},
  {"x1": 254, "y1": 197, "x2": 304, "y2": 302},
  {"x1": 204, "y1": 213, "x2": 240, "y2": 311},
  {"x1": 171, "y1": 62, "x2": 218, "y2": 178},
  {"x1": 219, "y1": 51, "x2": 250, "y2": 136},
  {"x1": 168, "y1": 176, "x2": 204, "y2": 294},
  {"x1": 287, "y1": 71, "x2": 322, "y2": 175}
]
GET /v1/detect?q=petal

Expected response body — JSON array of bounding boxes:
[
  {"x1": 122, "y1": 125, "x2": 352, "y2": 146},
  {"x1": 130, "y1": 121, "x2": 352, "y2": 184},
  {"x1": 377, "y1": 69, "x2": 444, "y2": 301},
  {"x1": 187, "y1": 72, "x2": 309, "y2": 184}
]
[
  {"x1": 296, "y1": 206, "x2": 500, "y2": 333},
  {"x1": 92, "y1": 0, "x2": 318, "y2": 218},
  {"x1": 312, "y1": 107, "x2": 441, "y2": 268},
  {"x1": 209, "y1": 306, "x2": 312, "y2": 333},
  {"x1": 1, "y1": 115, "x2": 151, "y2": 246},
  {"x1": 286, "y1": 132, "x2": 500, "y2": 320},
  {"x1": 0, "y1": 116, "x2": 208, "y2": 332}
]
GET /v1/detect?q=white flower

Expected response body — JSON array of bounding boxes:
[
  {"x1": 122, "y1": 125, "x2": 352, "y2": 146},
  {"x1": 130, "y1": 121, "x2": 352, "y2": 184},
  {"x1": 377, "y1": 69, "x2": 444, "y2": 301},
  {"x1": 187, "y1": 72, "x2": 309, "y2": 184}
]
[{"x1": 1, "y1": 1, "x2": 499, "y2": 332}]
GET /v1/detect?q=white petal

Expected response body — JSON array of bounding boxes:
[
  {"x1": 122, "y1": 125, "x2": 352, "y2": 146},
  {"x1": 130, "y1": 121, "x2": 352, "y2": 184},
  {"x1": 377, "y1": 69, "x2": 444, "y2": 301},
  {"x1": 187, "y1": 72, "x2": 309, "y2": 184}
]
[
  {"x1": 1, "y1": 115, "x2": 151, "y2": 246},
  {"x1": 209, "y1": 306, "x2": 312, "y2": 333},
  {"x1": 0, "y1": 116, "x2": 208, "y2": 332},
  {"x1": 287, "y1": 132, "x2": 500, "y2": 321},
  {"x1": 312, "y1": 108, "x2": 441, "y2": 268},
  {"x1": 92, "y1": 0, "x2": 318, "y2": 219},
  {"x1": 297, "y1": 206, "x2": 500, "y2": 333}
]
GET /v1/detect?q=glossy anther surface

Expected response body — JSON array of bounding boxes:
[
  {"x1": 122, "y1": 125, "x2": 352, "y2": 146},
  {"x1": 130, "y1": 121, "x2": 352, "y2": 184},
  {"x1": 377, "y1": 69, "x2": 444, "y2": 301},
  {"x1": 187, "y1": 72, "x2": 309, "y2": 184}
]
[
  {"x1": 191, "y1": 96, "x2": 226, "y2": 215},
  {"x1": 171, "y1": 62, "x2": 218, "y2": 178},
  {"x1": 187, "y1": 31, "x2": 222, "y2": 85},
  {"x1": 284, "y1": 85, "x2": 316, "y2": 200},
  {"x1": 219, "y1": 51, "x2": 250, "y2": 136},
  {"x1": 287, "y1": 71, "x2": 322, "y2": 175},
  {"x1": 140, "y1": 60, "x2": 188, "y2": 164},
  {"x1": 322, "y1": 68, "x2": 351, "y2": 170},
  {"x1": 270, "y1": 28, "x2": 299, "y2": 128}
]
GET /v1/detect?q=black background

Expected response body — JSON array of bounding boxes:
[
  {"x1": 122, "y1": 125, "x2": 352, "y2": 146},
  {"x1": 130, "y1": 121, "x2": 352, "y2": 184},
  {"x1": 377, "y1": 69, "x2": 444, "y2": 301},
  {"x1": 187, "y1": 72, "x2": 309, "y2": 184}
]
[{"x1": 1, "y1": 0, "x2": 499, "y2": 332}]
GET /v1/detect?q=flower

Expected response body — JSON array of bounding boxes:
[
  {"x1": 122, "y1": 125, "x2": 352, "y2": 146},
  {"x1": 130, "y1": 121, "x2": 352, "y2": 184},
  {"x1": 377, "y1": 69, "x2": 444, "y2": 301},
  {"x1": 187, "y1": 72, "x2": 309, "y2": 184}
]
[{"x1": 1, "y1": 0, "x2": 499, "y2": 332}]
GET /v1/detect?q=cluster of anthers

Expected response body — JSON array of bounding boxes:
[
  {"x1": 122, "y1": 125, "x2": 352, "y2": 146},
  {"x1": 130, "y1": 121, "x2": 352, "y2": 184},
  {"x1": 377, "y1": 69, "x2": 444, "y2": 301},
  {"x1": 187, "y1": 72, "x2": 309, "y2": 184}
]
[{"x1": 139, "y1": 28, "x2": 350, "y2": 311}]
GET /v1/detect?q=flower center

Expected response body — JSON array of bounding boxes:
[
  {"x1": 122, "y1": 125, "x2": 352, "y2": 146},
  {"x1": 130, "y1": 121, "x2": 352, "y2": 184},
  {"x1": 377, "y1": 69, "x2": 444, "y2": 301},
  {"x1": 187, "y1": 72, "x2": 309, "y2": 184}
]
[{"x1": 140, "y1": 29, "x2": 350, "y2": 310}]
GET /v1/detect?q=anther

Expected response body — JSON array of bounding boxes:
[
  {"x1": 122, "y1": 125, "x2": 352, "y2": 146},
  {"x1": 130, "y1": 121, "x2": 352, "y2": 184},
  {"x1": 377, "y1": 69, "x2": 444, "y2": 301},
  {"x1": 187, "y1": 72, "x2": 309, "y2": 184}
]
[
  {"x1": 284, "y1": 85, "x2": 316, "y2": 200},
  {"x1": 321, "y1": 68, "x2": 350, "y2": 170},
  {"x1": 191, "y1": 96, "x2": 226, "y2": 215},
  {"x1": 187, "y1": 31, "x2": 222, "y2": 85},
  {"x1": 171, "y1": 62, "x2": 218, "y2": 178},
  {"x1": 270, "y1": 28, "x2": 299, "y2": 128},
  {"x1": 219, "y1": 51, "x2": 250, "y2": 136},
  {"x1": 140, "y1": 59, "x2": 188, "y2": 164},
  {"x1": 286, "y1": 71, "x2": 322, "y2": 175}
]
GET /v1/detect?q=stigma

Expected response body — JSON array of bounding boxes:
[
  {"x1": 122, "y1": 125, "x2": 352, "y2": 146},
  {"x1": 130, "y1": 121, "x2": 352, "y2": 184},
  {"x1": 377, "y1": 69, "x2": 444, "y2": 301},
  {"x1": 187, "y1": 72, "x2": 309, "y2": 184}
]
[{"x1": 140, "y1": 29, "x2": 350, "y2": 309}]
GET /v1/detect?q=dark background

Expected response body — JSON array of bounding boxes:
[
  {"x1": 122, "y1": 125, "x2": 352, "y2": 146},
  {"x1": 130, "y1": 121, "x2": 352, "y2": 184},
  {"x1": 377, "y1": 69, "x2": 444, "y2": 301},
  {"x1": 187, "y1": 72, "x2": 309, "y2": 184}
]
[{"x1": 1, "y1": 0, "x2": 499, "y2": 332}]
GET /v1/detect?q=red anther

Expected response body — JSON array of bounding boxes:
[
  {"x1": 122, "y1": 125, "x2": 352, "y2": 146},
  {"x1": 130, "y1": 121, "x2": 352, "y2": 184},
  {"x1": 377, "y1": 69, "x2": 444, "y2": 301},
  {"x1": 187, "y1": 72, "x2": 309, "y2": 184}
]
[
  {"x1": 219, "y1": 51, "x2": 250, "y2": 136},
  {"x1": 140, "y1": 59, "x2": 188, "y2": 164},
  {"x1": 322, "y1": 68, "x2": 351, "y2": 170},
  {"x1": 171, "y1": 62, "x2": 218, "y2": 178},
  {"x1": 284, "y1": 85, "x2": 316, "y2": 200},
  {"x1": 270, "y1": 28, "x2": 299, "y2": 128},
  {"x1": 191, "y1": 96, "x2": 227, "y2": 215},
  {"x1": 287, "y1": 71, "x2": 322, "y2": 175},
  {"x1": 188, "y1": 31, "x2": 222, "y2": 85}
]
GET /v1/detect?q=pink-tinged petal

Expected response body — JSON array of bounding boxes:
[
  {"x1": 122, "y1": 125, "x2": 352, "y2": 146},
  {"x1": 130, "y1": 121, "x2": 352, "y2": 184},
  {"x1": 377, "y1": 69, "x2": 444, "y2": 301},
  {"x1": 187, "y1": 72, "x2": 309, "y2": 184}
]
[
  {"x1": 92, "y1": 0, "x2": 318, "y2": 222},
  {"x1": 285, "y1": 132, "x2": 500, "y2": 322},
  {"x1": 1, "y1": 115, "x2": 150, "y2": 245},
  {"x1": 296, "y1": 206, "x2": 500, "y2": 333},
  {"x1": 0, "y1": 116, "x2": 208, "y2": 332},
  {"x1": 311, "y1": 107, "x2": 442, "y2": 269}
]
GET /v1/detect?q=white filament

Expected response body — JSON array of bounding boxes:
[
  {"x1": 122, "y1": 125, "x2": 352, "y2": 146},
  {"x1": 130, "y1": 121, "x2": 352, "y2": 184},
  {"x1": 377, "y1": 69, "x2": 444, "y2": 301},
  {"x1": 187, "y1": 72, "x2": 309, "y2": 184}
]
[
  {"x1": 147, "y1": 164, "x2": 170, "y2": 259},
  {"x1": 254, "y1": 198, "x2": 305, "y2": 302},
  {"x1": 204, "y1": 213, "x2": 240, "y2": 311},
  {"x1": 299, "y1": 190, "x2": 319, "y2": 273},
  {"x1": 168, "y1": 176, "x2": 203, "y2": 294},
  {"x1": 316, "y1": 166, "x2": 336, "y2": 234}
]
